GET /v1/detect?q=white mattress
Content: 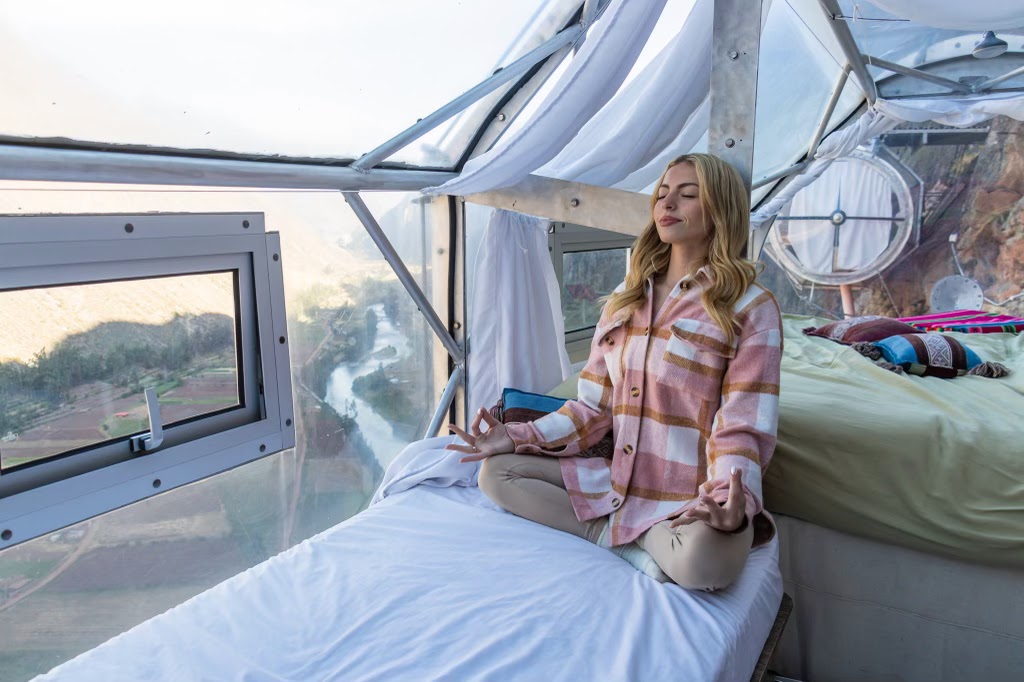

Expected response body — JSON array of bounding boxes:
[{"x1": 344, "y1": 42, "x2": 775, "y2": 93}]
[{"x1": 35, "y1": 443, "x2": 782, "y2": 682}]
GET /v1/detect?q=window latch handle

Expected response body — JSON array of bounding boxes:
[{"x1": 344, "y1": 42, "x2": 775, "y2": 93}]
[{"x1": 130, "y1": 387, "x2": 164, "y2": 453}]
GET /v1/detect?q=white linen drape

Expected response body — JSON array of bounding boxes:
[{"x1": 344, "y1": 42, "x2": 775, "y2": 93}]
[
  {"x1": 424, "y1": 0, "x2": 668, "y2": 196},
  {"x1": 538, "y1": 0, "x2": 711, "y2": 187},
  {"x1": 467, "y1": 209, "x2": 571, "y2": 411}
]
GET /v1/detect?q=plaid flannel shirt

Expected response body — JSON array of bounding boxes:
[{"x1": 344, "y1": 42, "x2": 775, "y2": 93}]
[{"x1": 505, "y1": 269, "x2": 783, "y2": 547}]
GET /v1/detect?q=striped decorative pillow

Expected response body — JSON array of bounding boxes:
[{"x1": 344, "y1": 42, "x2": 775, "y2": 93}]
[
  {"x1": 803, "y1": 316, "x2": 921, "y2": 344},
  {"x1": 873, "y1": 333, "x2": 989, "y2": 378}
]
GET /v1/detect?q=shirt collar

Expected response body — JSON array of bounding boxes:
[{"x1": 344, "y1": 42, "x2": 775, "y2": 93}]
[{"x1": 645, "y1": 264, "x2": 715, "y2": 290}]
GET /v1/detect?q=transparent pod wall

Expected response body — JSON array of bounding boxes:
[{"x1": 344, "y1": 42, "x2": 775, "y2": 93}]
[
  {"x1": 0, "y1": 187, "x2": 443, "y2": 680},
  {"x1": 759, "y1": 115, "x2": 1024, "y2": 321}
]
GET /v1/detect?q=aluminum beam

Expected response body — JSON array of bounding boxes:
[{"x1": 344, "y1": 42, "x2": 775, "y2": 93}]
[
  {"x1": 863, "y1": 55, "x2": 971, "y2": 94},
  {"x1": 465, "y1": 174, "x2": 650, "y2": 237},
  {"x1": 977, "y1": 64, "x2": 1024, "y2": 92},
  {"x1": 752, "y1": 162, "x2": 809, "y2": 190},
  {"x1": 808, "y1": 64, "x2": 852, "y2": 158},
  {"x1": 343, "y1": 192, "x2": 464, "y2": 364},
  {"x1": 708, "y1": 0, "x2": 763, "y2": 191},
  {"x1": 708, "y1": 0, "x2": 763, "y2": 258},
  {"x1": 817, "y1": 0, "x2": 876, "y2": 104},
  {"x1": 351, "y1": 23, "x2": 585, "y2": 172},
  {"x1": 0, "y1": 143, "x2": 454, "y2": 191},
  {"x1": 424, "y1": 364, "x2": 465, "y2": 439}
]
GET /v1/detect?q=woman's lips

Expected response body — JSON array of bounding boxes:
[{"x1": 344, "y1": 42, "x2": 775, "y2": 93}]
[{"x1": 658, "y1": 217, "x2": 680, "y2": 226}]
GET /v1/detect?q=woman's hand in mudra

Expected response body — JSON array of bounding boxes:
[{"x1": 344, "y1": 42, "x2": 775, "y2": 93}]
[
  {"x1": 446, "y1": 407, "x2": 515, "y2": 463},
  {"x1": 670, "y1": 467, "x2": 747, "y2": 533}
]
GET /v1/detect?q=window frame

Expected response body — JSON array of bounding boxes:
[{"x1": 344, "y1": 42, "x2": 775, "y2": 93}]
[
  {"x1": 549, "y1": 222, "x2": 634, "y2": 361},
  {"x1": 0, "y1": 213, "x2": 294, "y2": 549}
]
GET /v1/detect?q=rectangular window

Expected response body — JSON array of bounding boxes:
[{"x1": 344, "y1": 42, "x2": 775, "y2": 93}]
[
  {"x1": 0, "y1": 272, "x2": 241, "y2": 471},
  {"x1": 0, "y1": 214, "x2": 294, "y2": 548},
  {"x1": 560, "y1": 248, "x2": 630, "y2": 334},
  {"x1": 549, "y1": 222, "x2": 635, "y2": 364}
]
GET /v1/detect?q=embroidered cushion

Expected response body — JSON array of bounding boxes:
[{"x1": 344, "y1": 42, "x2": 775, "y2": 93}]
[
  {"x1": 803, "y1": 316, "x2": 920, "y2": 344},
  {"x1": 490, "y1": 388, "x2": 614, "y2": 458},
  {"x1": 873, "y1": 333, "x2": 983, "y2": 378}
]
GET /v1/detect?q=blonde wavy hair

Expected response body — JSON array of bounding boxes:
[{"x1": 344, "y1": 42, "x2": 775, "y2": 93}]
[{"x1": 604, "y1": 153, "x2": 758, "y2": 346}]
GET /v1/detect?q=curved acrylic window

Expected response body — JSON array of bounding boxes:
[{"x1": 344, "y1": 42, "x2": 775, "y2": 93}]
[
  {"x1": 0, "y1": 185, "x2": 443, "y2": 680},
  {"x1": 759, "y1": 115, "x2": 1023, "y2": 321},
  {"x1": 0, "y1": 0, "x2": 579, "y2": 168},
  {"x1": 752, "y1": 0, "x2": 865, "y2": 203},
  {"x1": 837, "y1": 0, "x2": 1024, "y2": 75}
]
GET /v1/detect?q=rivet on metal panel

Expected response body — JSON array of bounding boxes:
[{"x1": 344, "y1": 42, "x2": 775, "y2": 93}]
[
  {"x1": 242, "y1": 220, "x2": 250, "y2": 229},
  {"x1": 273, "y1": 254, "x2": 280, "y2": 261},
  {"x1": 728, "y1": 51, "x2": 739, "y2": 60},
  {"x1": 497, "y1": 113, "x2": 507, "y2": 122},
  {"x1": 453, "y1": 321, "x2": 462, "y2": 330},
  {"x1": 1, "y1": 529, "x2": 12, "y2": 541},
  {"x1": 285, "y1": 418, "x2": 293, "y2": 427},
  {"x1": 570, "y1": 198, "x2": 580, "y2": 208},
  {"x1": 279, "y1": 336, "x2": 286, "y2": 344},
  {"x1": 152, "y1": 479, "x2": 161, "y2": 488},
  {"x1": 725, "y1": 139, "x2": 736, "y2": 148},
  {"x1": 259, "y1": 444, "x2": 267, "y2": 453},
  {"x1": 124, "y1": 223, "x2": 134, "y2": 233}
]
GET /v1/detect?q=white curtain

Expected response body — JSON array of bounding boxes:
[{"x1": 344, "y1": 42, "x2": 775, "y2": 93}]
[
  {"x1": 467, "y1": 209, "x2": 571, "y2": 411},
  {"x1": 538, "y1": 0, "x2": 712, "y2": 187},
  {"x1": 424, "y1": 0, "x2": 668, "y2": 197},
  {"x1": 784, "y1": 157, "x2": 893, "y2": 275},
  {"x1": 866, "y1": 1, "x2": 1024, "y2": 30}
]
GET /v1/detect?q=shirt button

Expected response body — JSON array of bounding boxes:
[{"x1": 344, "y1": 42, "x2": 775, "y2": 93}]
[
  {"x1": 611, "y1": 498, "x2": 621, "y2": 508},
  {"x1": 630, "y1": 387, "x2": 640, "y2": 397},
  {"x1": 623, "y1": 444, "x2": 634, "y2": 455}
]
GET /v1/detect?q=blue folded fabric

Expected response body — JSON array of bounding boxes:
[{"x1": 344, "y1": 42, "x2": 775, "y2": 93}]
[{"x1": 501, "y1": 387, "x2": 568, "y2": 413}]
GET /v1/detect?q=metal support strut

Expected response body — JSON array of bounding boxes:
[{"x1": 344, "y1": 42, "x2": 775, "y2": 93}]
[
  {"x1": 343, "y1": 192, "x2": 464, "y2": 366},
  {"x1": 351, "y1": 22, "x2": 586, "y2": 172}
]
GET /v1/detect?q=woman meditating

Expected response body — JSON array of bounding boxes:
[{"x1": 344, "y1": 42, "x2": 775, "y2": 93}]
[{"x1": 448, "y1": 153, "x2": 782, "y2": 590}]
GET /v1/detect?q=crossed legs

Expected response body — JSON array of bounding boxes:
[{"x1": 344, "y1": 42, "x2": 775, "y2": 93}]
[{"x1": 478, "y1": 453, "x2": 753, "y2": 590}]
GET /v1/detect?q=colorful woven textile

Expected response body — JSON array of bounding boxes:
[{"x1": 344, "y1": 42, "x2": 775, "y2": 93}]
[
  {"x1": 874, "y1": 333, "x2": 982, "y2": 378},
  {"x1": 928, "y1": 322, "x2": 1024, "y2": 334},
  {"x1": 898, "y1": 310, "x2": 1024, "y2": 334}
]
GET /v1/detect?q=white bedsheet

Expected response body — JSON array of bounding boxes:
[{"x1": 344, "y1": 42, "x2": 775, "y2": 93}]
[{"x1": 35, "y1": 440, "x2": 782, "y2": 682}]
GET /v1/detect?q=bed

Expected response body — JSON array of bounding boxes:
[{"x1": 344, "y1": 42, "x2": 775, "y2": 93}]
[
  {"x1": 765, "y1": 314, "x2": 1024, "y2": 568},
  {"x1": 34, "y1": 437, "x2": 784, "y2": 682},
  {"x1": 550, "y1": 313, "x2": 1024, "y2": 680}
]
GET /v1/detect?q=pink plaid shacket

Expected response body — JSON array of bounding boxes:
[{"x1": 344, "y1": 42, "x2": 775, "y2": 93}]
[{"x1": 505, "y1": 269, "x2": 783, "y2": 547}]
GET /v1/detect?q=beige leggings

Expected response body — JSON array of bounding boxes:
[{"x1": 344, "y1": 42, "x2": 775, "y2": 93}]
[{"x1": 478, "y1": 453, "x2": 753, "y2": 591}]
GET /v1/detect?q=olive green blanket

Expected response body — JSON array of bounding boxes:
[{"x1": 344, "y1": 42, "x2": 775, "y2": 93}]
[
  {"x1": 549, "y1": 314, "x2": 1024, "y2": 568},
  {"x1": 766, "y1": 315, "x2": 1024, "y2": 569}
]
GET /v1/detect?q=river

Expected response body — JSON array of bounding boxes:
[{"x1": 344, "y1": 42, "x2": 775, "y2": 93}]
[{"x1": 325, "y1": 304, "x2": 412, "y2": 470}]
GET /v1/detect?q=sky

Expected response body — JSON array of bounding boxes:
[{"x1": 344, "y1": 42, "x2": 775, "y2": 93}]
[{"x1": 0, "y1": 0, "x2": 575, "y2": 164}]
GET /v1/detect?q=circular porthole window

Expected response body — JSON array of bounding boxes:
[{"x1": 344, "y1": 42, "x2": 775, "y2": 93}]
[{"x1": 767, "y1": 149, "x2": 916, "y2": 286}]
